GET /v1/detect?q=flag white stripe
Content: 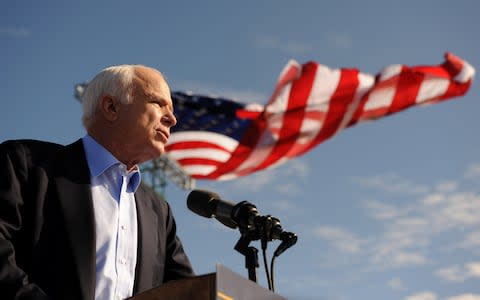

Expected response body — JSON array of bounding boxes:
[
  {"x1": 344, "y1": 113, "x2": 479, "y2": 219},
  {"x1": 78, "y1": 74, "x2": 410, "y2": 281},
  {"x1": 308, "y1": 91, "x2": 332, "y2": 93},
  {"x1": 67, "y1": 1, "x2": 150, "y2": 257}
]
[
  {"x1": 168, "y1": 131, "x2": 239, "y2": 152},
  {"x1": 379, "y1": 64, "x2": 402, "y2": 81},
  {"x1": 183, "y1": 165, "x2": 217, "y2": 176},
  {"x1": 266, "y1": 75, "x2": 293, "y2": 114},
  {"x1": 416, "y1": 77, "x2": 450, "y2": 104},
  {"x1": 455, "y1": 61, "x2": 475, "y2": 83},
  {"x1": 169, "y1": 148, "x2": 231, "y2": 162},
  {"x1": 337, "y1": 72, "x2": 375, "y2": 129},
  {"x1": 217, "y1": 173, "x2": 239, "y2": 181},
  {"x1": 167, "y1": 53, "x2": 475, "y2": 180},
  {"x1": 363, "y1": 84, "x2": 397, "y2": 111},
  {"x1": 363, "y1": 64, "x2": 402, "y2": 111},
  {"x1": 232, "y1": 82, "x2": 294, "y2": 174},
  {"x1": 297, "y1": 65, "x2": 340, "y2": 145}
]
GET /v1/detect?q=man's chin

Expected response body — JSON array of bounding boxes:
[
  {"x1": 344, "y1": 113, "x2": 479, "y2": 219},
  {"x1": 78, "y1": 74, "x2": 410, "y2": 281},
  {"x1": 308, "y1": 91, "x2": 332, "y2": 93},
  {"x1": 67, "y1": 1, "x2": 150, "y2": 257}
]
[{"x1": 151, "y1": 144, "x2": 165, "y2": 158}]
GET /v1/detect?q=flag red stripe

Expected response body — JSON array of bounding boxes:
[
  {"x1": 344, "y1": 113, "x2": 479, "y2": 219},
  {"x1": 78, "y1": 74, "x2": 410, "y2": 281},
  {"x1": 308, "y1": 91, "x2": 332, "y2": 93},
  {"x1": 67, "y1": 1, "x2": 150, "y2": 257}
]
[
  {"x1": 389, "y1": 67, "x2": 422, "y2": 114},
  {"x1": 203, "y1": 63, "x2": 306, "y2": 179},
  {"x1": 168, "y1": 53, "x2": 475, "y2": 180},
  {"x1": 177, "y1": 157, "x2": 224, "y2": 166},
  {"x1": 247, "y1": 62, "x2": 318, "y2": 174},
  {"x1": 295, "y1": 68, "x2": 360, "y2": 157},
  {"x1": 166, "y1": 141, "x2": 229, "y2": 152},
  {"x1": 204, "y1": 120, "x2": 266, "y2": 179},
  {"x1": 438, "y1": 80, "x2": 472, "y2": 103}
]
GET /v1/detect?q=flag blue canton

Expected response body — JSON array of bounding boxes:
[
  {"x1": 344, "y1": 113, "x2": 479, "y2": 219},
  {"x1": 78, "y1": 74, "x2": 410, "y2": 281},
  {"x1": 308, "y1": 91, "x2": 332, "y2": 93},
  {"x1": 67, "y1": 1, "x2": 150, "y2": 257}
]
[{"x1": 171, "y1": 92, "x2": 253, "y2": 141}]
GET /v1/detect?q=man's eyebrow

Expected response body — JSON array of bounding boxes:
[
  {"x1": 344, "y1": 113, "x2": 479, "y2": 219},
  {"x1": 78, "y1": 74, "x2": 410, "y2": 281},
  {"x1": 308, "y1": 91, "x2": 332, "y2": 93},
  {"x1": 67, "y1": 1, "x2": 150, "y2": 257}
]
[
  {"x1": 151, "y1": 97, "x2": 167, "y2": 103},
  {"x1": 145, "y1": 92, "x2": 166, "y2": 102},
  {"x1": 149, "y1": 95, "x2": 174, "y2": 109}
]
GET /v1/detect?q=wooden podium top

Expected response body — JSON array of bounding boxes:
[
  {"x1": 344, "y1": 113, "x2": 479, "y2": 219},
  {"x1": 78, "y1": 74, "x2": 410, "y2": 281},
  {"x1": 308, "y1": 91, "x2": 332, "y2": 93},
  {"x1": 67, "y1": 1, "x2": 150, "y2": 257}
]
[{"x1": 129, "y1": 264, "x2": 287, "y2": 300}]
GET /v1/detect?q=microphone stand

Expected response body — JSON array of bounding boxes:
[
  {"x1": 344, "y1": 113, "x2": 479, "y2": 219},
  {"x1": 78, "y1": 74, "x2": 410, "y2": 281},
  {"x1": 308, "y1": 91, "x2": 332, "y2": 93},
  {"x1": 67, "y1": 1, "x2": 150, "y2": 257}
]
[
  {"x1": 234, "y1": 227, "x2": 260, "y2": 282},
  {"x1": 228, "y1": 200, "x2": 296, "y2": 289},
  {"x1": 233, "y1": 215, "x2": 279, "y2": 285}
]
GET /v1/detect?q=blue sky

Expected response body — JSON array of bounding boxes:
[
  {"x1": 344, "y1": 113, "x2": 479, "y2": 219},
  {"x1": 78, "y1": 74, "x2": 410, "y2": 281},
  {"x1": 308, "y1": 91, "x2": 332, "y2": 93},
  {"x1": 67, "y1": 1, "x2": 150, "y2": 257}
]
[{"x1": 2, "y1": 1, "x2": 479, "y2": 299}]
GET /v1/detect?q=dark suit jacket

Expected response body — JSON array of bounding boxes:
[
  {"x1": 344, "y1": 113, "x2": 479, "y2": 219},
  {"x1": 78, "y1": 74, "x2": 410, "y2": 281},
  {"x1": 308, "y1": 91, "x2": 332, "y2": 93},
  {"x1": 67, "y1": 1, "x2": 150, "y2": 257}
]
[{"x1": 0, "y1": 139, "x2": 194, "y2": 300}]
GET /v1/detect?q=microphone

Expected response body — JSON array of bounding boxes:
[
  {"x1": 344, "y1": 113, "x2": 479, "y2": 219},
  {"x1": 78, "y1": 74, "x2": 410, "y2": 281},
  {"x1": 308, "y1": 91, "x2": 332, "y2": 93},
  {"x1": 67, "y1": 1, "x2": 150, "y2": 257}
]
[
  {"x1": 187, "y1": 189, "x2": 298, "y2": 256},
  {"x1": 274, "y1": 231, "x2": 298, "y2": 257},
  {"x1": 187, "y1": 189, "x2": 259, "y2": 229}
]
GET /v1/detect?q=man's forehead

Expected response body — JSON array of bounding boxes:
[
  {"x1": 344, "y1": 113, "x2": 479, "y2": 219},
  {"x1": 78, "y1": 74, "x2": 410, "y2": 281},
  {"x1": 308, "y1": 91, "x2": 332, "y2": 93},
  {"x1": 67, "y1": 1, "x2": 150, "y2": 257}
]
[
  {"x1": 133, "y1": 67, "x2": 171, "y2": 97},
  {"x1": 134, "y1": 66, "x2": 166, "y2": 87}
]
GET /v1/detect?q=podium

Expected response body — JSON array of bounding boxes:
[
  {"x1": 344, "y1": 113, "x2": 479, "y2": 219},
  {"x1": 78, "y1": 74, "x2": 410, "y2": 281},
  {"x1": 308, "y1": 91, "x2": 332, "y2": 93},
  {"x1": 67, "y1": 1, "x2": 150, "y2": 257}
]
[{"x1": 129, "y1": 264, "x2": 287, "y2": 300}]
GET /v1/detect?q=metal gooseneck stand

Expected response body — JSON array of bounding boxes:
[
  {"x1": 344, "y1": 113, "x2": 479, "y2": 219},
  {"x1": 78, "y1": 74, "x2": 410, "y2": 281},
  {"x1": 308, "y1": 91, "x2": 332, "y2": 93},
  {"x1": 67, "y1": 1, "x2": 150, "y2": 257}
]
[
  {"x1": 185, "y1": 189, "x2": 298, "y2": 293},
  {"x1": 227, "y1": 199, "x2": 297, "y2": 291},
  {"x1": 234, "y1": 214, "x2": 283, "y2": 284},
  {"x1": 234, "y1": 232, "x2": 260, "y2": 282},
  {"x1": 232, "y1": 201, "x2": 262, "y2": 282}
]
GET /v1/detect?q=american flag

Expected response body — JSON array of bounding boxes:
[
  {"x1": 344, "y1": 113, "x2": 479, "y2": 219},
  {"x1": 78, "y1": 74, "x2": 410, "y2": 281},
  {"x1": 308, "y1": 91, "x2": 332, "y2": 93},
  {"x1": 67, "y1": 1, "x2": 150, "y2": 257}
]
[{"x1": 166, "y1": 53, "x2": 475, "y2": 180}]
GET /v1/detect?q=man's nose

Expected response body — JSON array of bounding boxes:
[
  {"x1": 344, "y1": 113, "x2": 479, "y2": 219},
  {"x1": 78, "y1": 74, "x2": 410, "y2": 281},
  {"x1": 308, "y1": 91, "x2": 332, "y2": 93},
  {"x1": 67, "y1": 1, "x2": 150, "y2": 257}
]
[{"x1": 162, "y1": 111, "x2": 177, "y2": 127}]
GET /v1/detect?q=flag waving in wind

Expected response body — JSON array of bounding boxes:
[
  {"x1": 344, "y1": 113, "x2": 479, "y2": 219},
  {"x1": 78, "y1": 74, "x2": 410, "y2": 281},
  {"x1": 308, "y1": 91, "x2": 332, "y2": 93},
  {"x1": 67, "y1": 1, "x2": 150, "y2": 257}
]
[{"x1": 166, "y1": 53, "x2": 475, "y2": 180}]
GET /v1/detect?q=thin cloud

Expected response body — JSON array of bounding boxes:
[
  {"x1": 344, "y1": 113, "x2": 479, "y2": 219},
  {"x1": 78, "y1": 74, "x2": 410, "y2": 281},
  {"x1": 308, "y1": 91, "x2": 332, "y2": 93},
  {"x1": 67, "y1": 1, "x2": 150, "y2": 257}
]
[
  {"x1": 434, "y1": 180, "x2": 458, "y2": 193},
  {"x1": 429, "y1": 192, "x2": 480, "y2": 230},
  {"x1": 229, "y1": 169, "x2": 279, "y2": 192},
  {"x1": 317, "y1": 165, "x2": 480, "y2": 271},
  {"x1": 0, "y1": 26, "x2": 30, "y2": 38},
  {"x1": 369, "y1": 190, "x2": 480, "y2": 268},
  {"x1": 458, "y1": 231, "x2": 480, "y2": 252},
  {"x1": 282, "y1": 158, "x2": 310, "y2": 177},
  {"x1": 275, "y1": 182, "x2": 303, "y2": 195},
  {"x1": 447, "y1": 294, "x2": 480, "y2": 300},
  {"x1": 434, "y1": 262, "x2": 480, "y2": 282},
  {"x1": 312, "y1": 226, "x2": 366, "y2": 254},
  {"x1": 465, "y1": 163, "x2": 480, "y2": 179},
  {"x1": 278, "y1": 273, "x2": 333, "y2": 293},
  {"x1": 228, "y1": 159, "x2": 310, "y2": 193},
  {"x1": 352, "y1": 172, "x2": 430, "y2": 195},
  {"x1": 418, "y1": 191, "x2": 480, "y2": 236},
  {"x1": 363, "y1": 199, "x2": 406, "y2": 220},
  {"x1": 405, "y1": 291, "x2": 437, "y2": 300},
  {"x1": 421, "y1": 193, "x2": 446, "y2": 206},
  {"x1": 387, "y1": 278, "x2": 406, "y2": 291},
  {"x1": 371, "y1": 247, "x2": 427, "y2": 269}
]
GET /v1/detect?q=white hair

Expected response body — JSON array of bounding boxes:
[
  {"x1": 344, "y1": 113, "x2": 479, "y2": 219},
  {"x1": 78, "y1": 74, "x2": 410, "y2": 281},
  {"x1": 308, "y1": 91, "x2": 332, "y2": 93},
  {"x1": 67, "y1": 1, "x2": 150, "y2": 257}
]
[{"x1": 81, "y1": 65, "x2": 136, "y2": 128}]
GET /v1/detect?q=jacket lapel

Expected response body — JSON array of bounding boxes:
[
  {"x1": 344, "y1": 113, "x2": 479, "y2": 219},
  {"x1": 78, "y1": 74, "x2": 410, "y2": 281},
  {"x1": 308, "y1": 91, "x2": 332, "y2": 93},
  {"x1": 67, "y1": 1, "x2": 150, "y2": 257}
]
[
  {"x1": 54, "y1": 139, "x2": 96, "y2": 300},
  {"x1": 133, "y1": 184, "x2": 159, "y2": 294}
]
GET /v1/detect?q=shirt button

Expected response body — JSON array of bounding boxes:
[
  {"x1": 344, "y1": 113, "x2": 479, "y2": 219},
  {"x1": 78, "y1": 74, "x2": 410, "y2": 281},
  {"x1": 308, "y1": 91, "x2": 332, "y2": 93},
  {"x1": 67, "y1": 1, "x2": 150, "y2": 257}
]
[
  {"x1": 120, "y1": 258, "x2": 126, "y2": 265},
  {"x1": 121, "y1": 225, "x2": 126, "y2": 230}
]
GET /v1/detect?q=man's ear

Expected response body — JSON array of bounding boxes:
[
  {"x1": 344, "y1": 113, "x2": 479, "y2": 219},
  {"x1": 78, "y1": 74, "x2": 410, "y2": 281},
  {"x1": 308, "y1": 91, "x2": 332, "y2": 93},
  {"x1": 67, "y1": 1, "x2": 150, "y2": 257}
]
[{"x1": 99, "y1": 95, "x2": 120, "y2": 121}]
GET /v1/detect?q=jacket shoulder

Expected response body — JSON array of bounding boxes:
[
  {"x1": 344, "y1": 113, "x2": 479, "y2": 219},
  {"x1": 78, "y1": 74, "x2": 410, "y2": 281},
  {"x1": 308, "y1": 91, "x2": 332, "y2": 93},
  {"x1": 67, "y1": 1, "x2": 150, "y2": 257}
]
[
  {"x1": 1, "y1": 139, "x2": 63, "y2": 151},
  {"x1": 1, "y1": 139, "x2": 66, "y2": 169}
]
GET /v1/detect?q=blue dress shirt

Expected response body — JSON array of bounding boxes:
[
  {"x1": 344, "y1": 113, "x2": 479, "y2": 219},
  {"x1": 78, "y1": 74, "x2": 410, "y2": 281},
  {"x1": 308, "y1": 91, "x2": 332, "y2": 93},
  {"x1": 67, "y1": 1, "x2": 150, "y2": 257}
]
[{"x1": 82, "y1": 135, "x2": 141, "y2": 300}]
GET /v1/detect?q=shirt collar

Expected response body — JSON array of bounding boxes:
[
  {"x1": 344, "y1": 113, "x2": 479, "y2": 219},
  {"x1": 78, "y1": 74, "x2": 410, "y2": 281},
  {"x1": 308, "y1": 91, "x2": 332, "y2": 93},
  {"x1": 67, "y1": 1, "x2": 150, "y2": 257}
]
[
  {"x1": 125, "y1": 166, "x2": 142, "y2": 193},
  {"x1": 82, "y1": 134, "x2": 142, "y2": 193}
]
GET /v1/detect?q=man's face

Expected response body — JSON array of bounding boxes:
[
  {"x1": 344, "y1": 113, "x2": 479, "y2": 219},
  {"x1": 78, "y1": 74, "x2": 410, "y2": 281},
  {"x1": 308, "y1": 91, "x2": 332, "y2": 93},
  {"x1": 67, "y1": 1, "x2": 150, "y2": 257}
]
[{"x1": 115, "y1": 67, "x2": 177, "y2": 166}]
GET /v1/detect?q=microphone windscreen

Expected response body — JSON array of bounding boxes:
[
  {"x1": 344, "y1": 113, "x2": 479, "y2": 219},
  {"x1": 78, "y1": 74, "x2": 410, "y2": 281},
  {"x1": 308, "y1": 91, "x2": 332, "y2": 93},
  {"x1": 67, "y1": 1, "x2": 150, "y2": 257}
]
[{"x1": 187, "y1": 189, "x2": 219, "y2": 218}]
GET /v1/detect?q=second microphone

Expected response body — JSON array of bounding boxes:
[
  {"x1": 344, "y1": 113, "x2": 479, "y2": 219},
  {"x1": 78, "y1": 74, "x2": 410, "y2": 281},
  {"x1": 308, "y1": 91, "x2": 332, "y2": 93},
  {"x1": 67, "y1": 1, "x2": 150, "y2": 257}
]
[{"x1": 187, "y1": 189, "x2": 259, "y2": 229}]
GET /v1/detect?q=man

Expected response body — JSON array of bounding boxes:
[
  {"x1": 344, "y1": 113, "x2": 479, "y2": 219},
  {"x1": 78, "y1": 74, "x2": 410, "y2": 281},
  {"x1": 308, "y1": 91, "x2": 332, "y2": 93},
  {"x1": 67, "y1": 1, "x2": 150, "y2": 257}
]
[{"x1": 0, "y1": 65, "x2": 194, "y2": 300}]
